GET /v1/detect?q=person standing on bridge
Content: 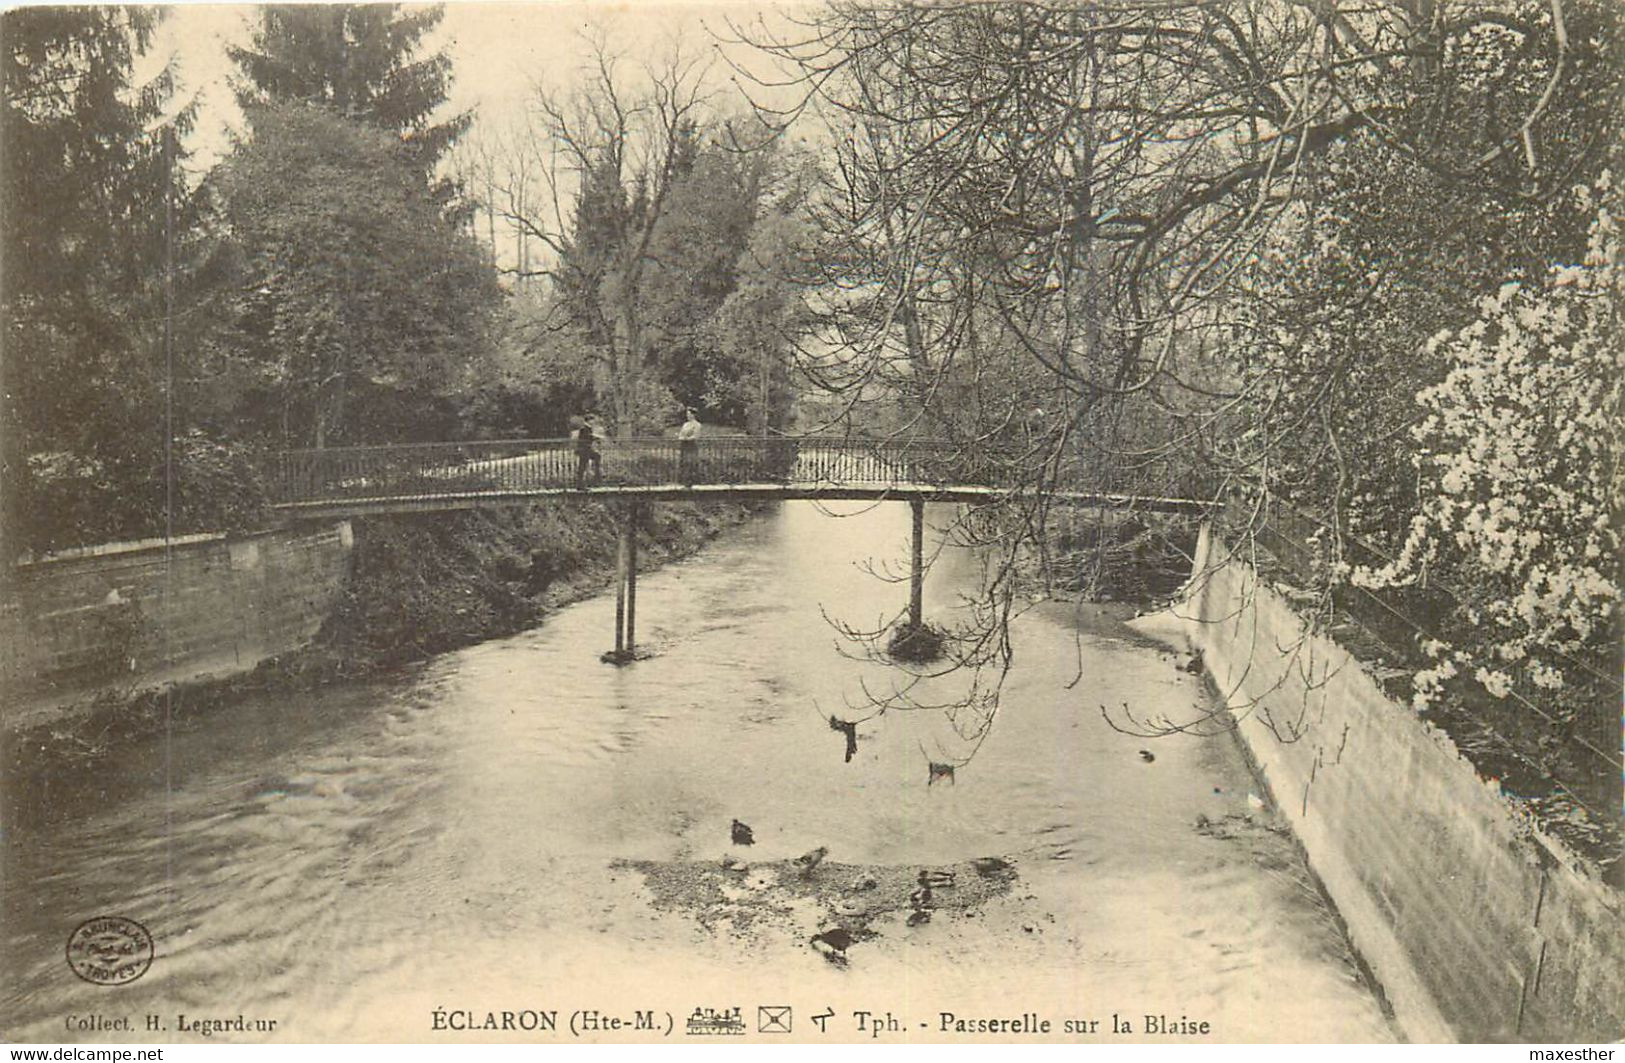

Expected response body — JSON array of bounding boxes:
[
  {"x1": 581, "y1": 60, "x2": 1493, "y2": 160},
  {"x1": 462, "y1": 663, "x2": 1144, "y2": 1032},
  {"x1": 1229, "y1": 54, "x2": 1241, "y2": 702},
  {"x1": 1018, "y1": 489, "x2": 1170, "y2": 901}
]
[
  {"x1": 678, "y1": 408, "x2": 701, "y2": 485},
  {"x1": 575, "y1": 416, "x2": 602, "y2": 489}
]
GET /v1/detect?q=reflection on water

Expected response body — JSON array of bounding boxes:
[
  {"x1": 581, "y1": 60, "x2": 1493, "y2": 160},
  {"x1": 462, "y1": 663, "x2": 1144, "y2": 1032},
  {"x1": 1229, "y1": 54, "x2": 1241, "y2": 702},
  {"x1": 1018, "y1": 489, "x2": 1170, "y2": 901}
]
[{"x1": 2, "y1": 502, "x2": 1396, "y2": 1042}]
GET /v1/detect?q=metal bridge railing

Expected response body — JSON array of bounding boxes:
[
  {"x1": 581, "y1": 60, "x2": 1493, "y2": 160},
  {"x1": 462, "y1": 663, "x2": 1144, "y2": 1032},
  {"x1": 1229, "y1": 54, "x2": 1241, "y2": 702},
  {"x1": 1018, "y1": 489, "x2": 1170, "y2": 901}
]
[
  {"x1": 263, "y1": 437, "x2": 1001, "y2": 506},
  {"x1": 260, "y1": 436, "x2": 1220, "y2": 513}
]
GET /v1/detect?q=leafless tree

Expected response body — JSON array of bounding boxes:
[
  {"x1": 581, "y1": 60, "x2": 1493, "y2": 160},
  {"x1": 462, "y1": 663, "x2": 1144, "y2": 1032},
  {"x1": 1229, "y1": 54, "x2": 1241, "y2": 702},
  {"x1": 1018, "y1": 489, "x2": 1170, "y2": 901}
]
[
  {"x1": 731, "y1": 0, "x2": 1599, "y2": 457},
  {"x1": 715, "y1": 0, "x2": 1614, "y2": 750},
  {"x1": 464, "y1": 30, "x2": 719, "y2": 436}
]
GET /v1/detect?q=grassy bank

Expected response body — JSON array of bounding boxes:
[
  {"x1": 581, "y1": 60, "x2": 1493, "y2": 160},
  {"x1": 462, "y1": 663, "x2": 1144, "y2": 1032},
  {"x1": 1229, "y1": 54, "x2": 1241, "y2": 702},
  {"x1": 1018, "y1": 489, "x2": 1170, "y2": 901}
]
[
  {"x1": 4, "y1": 499, "x2": 764, "y2": 791},
  {"x1": 308, "y1": 499, "x2": 761, "y2": 675}
]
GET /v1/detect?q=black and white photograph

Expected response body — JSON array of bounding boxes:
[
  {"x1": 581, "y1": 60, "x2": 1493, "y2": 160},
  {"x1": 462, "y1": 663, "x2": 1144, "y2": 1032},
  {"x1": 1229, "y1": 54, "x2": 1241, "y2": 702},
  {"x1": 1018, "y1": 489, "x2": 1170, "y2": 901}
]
[{"x1": 1, "y1": 0, "x2": 1620, "y2": 1048}]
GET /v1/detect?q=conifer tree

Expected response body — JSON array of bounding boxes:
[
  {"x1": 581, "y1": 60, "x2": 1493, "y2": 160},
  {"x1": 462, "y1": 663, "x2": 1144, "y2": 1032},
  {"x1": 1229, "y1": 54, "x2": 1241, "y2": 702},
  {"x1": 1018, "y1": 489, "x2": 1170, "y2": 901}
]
[
  {"x1": 229, "y1": 4, "x2": 468, "y2": 212},
  {"x1": 2, "y1": 6, "x2": 196, "y2": 553},
  {"x1": 215, "y1": 102, "x2": 500, "y2": 448}
]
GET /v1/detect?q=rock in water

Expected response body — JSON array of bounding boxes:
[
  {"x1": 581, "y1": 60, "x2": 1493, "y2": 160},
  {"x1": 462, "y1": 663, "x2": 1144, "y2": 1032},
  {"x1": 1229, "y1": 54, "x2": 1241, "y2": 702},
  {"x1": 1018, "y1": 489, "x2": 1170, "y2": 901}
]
[
  {"x1": 730, "y1": 819, "x2": 755, "y2": 846},
  {"x1": 971, "y1": 856, "x2": 1012, "y2": 878}
]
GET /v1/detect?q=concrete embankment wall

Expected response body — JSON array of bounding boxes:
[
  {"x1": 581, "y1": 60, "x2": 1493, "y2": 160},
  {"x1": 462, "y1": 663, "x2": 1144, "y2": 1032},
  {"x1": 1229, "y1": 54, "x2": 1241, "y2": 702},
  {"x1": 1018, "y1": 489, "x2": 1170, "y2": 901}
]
[
  {"x1": 2, "y1": 522, "x2": 353, "y2": 731},
  {"x1": 1180, "y1": 525, "x2": 1624, "y2": 1043}
]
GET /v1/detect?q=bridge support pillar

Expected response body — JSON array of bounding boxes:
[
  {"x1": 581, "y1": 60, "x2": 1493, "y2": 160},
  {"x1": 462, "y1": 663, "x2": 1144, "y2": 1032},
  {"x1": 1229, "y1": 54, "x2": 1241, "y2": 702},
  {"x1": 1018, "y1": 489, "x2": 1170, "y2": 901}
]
[
  {"x1": 887, "y1": 498, "x2": 942, "y2": 662},
  {"x1": 626, "y1": 502, "x2": 638, "y2": 650},
  {"x1": 607, "y1": 501, "x2": 640, "y2": 664},
  {"x1": 909, "y1": 498, "x2": 925, "y2": 629}
]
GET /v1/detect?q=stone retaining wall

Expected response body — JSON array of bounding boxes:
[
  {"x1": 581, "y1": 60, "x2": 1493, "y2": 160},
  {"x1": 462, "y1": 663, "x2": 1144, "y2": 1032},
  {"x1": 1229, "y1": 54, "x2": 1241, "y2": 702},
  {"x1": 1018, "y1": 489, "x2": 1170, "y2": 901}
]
[
  {"x1": 1181, "y1": 525, "x2": 1623, "y2": 1042},
  {"x1": 2, "y1": 522, "x2": 353, "y2": 730}
]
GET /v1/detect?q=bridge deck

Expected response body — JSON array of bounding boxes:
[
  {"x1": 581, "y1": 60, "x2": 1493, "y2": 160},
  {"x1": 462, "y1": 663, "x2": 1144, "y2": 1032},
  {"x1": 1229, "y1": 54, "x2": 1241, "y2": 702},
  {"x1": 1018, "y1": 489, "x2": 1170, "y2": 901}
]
[
  {"x1": 270, "y1": 481, "x2": 1213, "y2": 519},
  {"x1": 264, "y1": 438, "x2": 1214, "y2": 519}
]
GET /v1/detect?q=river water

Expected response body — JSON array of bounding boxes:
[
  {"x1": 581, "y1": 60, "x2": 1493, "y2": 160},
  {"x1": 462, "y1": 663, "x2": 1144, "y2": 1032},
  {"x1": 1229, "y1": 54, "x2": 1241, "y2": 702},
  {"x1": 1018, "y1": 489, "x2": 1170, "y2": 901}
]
[{"x1": 2, "y1": 502, "x2": 1396, "y2": 1043}]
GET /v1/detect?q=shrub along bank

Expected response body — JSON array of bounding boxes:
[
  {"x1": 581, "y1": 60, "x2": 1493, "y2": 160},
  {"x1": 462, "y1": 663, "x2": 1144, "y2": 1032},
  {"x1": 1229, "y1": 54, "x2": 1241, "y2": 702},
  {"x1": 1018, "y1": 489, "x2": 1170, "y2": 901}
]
[{"x1": 312, "y1": 499, "x2": 758, "y2": 671}]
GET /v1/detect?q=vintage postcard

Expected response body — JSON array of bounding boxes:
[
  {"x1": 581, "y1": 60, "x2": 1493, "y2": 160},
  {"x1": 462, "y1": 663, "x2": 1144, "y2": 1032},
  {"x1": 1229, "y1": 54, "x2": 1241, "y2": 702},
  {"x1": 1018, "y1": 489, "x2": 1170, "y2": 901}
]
[{"x1": 2, "y1": 0, "x2": 1620, "y2": 1049}]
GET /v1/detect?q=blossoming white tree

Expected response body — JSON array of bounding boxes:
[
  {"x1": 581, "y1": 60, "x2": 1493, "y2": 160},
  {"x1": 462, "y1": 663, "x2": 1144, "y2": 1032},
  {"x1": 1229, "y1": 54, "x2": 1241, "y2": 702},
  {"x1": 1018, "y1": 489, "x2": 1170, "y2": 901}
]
[{"x1": 1354, "y1": 172, "x2": 1621, "y2": 714}]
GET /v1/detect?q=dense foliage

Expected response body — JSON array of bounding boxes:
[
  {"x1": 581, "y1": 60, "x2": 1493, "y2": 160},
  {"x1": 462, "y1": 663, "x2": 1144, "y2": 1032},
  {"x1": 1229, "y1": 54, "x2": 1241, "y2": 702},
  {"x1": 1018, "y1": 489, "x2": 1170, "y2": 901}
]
[
  {"x1": 2, "y1": 4, "x2": 501, "y2": 555},
  {"x1": 1353, "y1": 175, "x2": 1621, "y2": 716},
  {"x1": 210, "y1": 103, "x2": 499, "y2": 447},
  {"x1": 230, "y1": 4, "x2": 469, "y2": 215},
  {"x1": 0, "y1": 6, "x2": 217, "y2": 554}
]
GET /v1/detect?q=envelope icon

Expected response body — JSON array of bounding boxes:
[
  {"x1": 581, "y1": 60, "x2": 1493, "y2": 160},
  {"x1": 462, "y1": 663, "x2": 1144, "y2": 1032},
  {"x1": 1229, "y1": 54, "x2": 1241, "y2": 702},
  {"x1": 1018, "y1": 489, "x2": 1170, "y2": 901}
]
[{"x1": 758, "y1": 1006, "x2": 792, "y2": 1033}]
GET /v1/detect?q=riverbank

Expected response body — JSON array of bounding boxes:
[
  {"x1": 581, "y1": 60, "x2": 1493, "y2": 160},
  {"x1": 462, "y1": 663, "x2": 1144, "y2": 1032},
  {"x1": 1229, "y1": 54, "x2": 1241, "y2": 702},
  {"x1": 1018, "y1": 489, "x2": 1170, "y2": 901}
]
[
  {"x1": 306, "y1": 498, "x2": 765, "y2": 674},
  {"x1": 1137, "y1": 525, "x2": 1625, "y2": 1041},
  {"x1": 3, "y1": 498, "x2": 765, "y2": 786},
  {"x1": 1019, "y1": 507, "x2": 1200, "y2": 606}
]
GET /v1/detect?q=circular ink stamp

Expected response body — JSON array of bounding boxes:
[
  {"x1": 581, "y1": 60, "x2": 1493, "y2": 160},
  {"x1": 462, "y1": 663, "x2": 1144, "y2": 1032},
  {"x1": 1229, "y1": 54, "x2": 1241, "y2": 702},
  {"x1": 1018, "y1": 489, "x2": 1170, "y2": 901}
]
[{"x1": 66, "y1": 916, "x2": 154, "y2": 986}]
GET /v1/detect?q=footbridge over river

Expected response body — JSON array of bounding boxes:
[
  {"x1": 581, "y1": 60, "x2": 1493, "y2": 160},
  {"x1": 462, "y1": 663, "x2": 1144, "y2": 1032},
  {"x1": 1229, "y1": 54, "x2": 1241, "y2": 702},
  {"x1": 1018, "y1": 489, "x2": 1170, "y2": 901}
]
[{"x1": 265, "y1": 436, "x2": 1214, "y2": 661}]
